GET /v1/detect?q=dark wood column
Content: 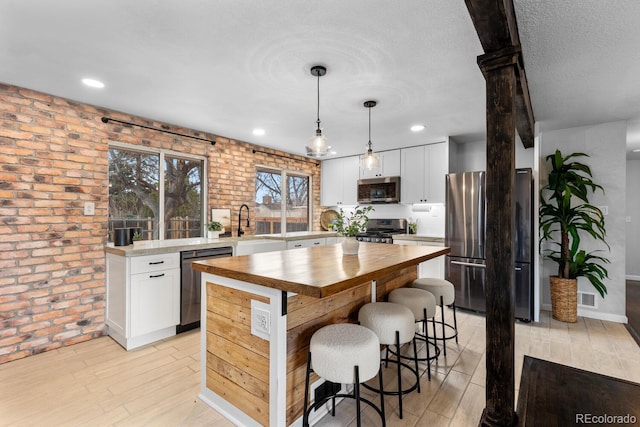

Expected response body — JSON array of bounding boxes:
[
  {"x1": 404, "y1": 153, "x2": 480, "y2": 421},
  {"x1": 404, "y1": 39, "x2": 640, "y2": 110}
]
[
  {"x1": 464, "y1": 2, "x2": 535, "y2": 425},
  {"x1": 478, "y1": 48, "x2": 518, "y2": 427}
]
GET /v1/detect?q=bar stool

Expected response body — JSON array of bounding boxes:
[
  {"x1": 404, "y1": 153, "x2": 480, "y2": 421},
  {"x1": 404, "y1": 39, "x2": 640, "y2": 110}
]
[
  {"x1": 388, "y1": 287, "x2": 440, "y2": 380},
  {"x1": 358, "y1": 302, "x2": 419, "y2": 419},
  {"x1": 303, "y1": 323, "x2": 386, "y2": 427},
  {"x1": 412, "y1": 278, "x2": 458, "y2": 356}
]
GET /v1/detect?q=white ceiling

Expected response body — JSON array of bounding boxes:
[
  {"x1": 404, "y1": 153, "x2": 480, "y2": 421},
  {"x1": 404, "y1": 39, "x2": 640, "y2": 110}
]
[{"x1": 2, "y1": 1, "x2": 640, "y2": 160}]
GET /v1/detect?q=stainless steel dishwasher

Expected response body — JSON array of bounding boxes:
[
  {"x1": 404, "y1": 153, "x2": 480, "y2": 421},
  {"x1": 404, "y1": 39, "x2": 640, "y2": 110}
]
[{"x1": 179, "y1": 246, "x2": 233, "y2": 333}]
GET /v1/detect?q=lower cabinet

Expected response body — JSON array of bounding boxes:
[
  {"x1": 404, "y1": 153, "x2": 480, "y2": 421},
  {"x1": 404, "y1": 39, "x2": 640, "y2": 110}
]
[
  {"x1": 286, "y1": 238, "x2": 325, "y2": 249},
  {"x1": 106, "y1": 252, "x2": 180, "y2": 350},
  {"x1": 130, "y1": 268, "x2": 180, "y2": 337},
  {"x1": 393, "y1": 239, "x2": 445, "y2": 279},
  {"x1": 286, "y1": 236, "x2": 338, "y2": 249}
]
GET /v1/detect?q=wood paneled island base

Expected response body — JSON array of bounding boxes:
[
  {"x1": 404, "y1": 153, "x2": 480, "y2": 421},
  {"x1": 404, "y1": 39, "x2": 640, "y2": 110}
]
[{"x1": 194, "y1": 242, "x2": 449, "y2": 426}]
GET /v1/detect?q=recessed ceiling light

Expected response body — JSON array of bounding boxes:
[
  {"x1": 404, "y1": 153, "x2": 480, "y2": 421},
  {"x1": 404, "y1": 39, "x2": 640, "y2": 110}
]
[
  {"x1": 252, "y1": 128, "x2": 266, "y2": 136},
  {"x1": 410, "y1": 124, "x2": 425, "y2": 132},
  {"x1": 82, "y1": 78, "x2": 104, "y2": 88}
]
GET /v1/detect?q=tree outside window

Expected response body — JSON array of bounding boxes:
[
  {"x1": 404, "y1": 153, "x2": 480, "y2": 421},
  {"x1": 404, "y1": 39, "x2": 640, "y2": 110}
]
[
  {"x1": 108, "y1": 146, "x2": 204, "y2": 241},
  {"x1": 255, "y1": 168, "x2": 309, "y2": 234}
]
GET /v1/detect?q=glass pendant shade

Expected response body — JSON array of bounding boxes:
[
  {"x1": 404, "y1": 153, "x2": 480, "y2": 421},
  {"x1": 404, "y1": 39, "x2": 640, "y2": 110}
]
[
  {"x1": 306, "y1": 65, "x2": 330, "y2": 157},
  {"x1": 362, "y1": 145, "x2": 380, "y2": 170},
  {"x1": 361, "y1": 100, "x2": 379, "y2": 170},
  {"x1": 306, "y1": 129, "x2": 330, "y2": 157}
]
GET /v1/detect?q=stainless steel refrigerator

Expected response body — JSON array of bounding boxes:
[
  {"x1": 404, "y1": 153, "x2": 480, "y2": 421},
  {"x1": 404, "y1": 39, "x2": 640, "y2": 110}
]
[{"x1": 444, "y1": 169, "x2": 533, "y2": 321}]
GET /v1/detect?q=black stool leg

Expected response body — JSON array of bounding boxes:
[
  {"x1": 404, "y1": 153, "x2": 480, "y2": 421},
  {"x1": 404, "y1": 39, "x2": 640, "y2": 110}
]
[
  {"x1": 432, "y1": 317, "x2": 438, "y2": 360},
  {"x1": 423, "y1": 308, "x2": 431, "y2": 381},
  {"x1": 303, "y1": 352, "x2": 312, "y2": 427},
  {"x1": 453, "y1": 302, "x2": 459, "y2": 343},
  {"x1": 395, "y1": 330, "x2": 403, "y2": 419},
  {"x1": 354, "y1": 365, "x2": 361, "y2": 427},
  {"x1": 378, "y1": 367, "x2": 386, "y2": 427},
  {"x1": 412, "y1": 333, "x2": 420, "y2": 393},
  {"x1": 440, "y1": 296, "x2": 447, "y2": 356}
]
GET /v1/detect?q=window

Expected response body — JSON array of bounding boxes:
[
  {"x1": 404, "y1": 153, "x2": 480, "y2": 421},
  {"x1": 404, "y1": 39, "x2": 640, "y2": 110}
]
[
  {"x1": 108, "y1": 144, "x2": 205, "y2": 241},
  {"x1": 255, "y1": 168, "x2": 310, "y2": 234}
]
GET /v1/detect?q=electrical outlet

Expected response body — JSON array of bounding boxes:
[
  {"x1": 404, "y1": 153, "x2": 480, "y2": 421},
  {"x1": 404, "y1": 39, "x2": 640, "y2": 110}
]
[
  {"x1": 251, "y1": 300, "x2": 270, "y2": 340},
  {"x1": 626, "y1": 216, "x2": 632, "y2": 223}
]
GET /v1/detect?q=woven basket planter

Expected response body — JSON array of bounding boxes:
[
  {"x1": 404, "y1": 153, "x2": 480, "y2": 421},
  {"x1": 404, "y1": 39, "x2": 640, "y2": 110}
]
[{"x1": 549, "y1": 276, "x2": 577, "y2": 323}]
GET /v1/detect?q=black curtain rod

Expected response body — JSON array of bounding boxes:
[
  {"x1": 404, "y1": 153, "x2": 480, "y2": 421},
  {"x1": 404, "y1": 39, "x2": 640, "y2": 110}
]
[
  {"x1": 101, "y1": 116, "x2": 216, "y2": 145},
  {"x1": 252, "y1": 149, "x2": 319, "y2": 166}
]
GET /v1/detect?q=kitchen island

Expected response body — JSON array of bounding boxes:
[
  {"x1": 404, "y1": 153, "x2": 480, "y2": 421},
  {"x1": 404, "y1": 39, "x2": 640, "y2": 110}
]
[{"x1": 193, "y1": 242, "x2": 449, "y2": 426}]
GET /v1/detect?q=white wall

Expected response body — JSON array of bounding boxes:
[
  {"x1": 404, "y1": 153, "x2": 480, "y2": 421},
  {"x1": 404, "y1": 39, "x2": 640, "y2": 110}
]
[
  {"x1": 626, "y1": 159, "x2": 640, "y2": 279},
  {"x1": 539, "y1": 121, "x2": 627, "y2": 322},
  {"x1": 453, "y1": 139, "x2": 535, "y2": 172}
]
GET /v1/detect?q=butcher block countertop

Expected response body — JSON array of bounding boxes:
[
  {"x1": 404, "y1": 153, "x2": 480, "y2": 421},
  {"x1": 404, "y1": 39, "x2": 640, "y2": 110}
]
[{"x1": 193, "y1": 242, "x2": 449, "y2": 298}]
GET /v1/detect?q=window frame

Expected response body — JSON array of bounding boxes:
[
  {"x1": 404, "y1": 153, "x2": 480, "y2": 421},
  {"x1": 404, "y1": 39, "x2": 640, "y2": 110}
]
[
  {"x1": 255, "y1": 165, "x2": 313, "y2": 235},
  {"x1": 108, "y1": 141, "x2": 208, "y2": 241}
]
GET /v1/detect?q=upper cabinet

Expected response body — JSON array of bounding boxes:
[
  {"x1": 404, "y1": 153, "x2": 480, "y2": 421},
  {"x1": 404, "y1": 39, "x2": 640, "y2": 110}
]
[
  {"x1": 359, "y1": 149, "x2": 401, "y2": 179},
  {"x1": 401, "y1": 142, "x2": 449, "y2": 204},
  {"x1": 321, "y1": 155, "x2": 360, "y2": 206}
]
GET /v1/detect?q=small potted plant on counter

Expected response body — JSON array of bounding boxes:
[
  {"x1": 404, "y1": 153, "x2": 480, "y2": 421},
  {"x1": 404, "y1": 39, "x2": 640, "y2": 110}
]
[
  {"x1": 131, "y1": 231, "x2": 143, "y2": 246},
  {"x1": 207, "y1": 221, "x2": 223, "y2": 239},
  {"x1": 335, "y1": 205, "x2": 374, "y2": 255}
]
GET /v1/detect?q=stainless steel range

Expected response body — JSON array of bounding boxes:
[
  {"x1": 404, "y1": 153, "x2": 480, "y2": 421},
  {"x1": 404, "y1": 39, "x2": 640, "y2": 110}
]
[{"x1": 356, "y1": 218, "x2": 407, "y2": 244}]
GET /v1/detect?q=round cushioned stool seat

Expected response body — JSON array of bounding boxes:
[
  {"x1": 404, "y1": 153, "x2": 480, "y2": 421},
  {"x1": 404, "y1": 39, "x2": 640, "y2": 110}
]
[
  {"x1": 310, "y1": 323, "x2": 380, "y2": 384},
  {"x1": 388, "y1": 288, "x2": 436, "y2": 320},
  {"x1": 412, "y1": 278, "x2": 455, "y2": 306},
  {"x1": 358, "y1": 302, "x2": 415, "y2": 345},
  {"x1": 412, "y1": 277, "x2": 458, "y2": 356}
]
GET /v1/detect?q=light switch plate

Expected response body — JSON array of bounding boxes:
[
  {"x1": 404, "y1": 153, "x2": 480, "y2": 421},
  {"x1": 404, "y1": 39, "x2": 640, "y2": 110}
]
[{"x1": 84, "y1": 201, "x2": 95, "y2": 215}]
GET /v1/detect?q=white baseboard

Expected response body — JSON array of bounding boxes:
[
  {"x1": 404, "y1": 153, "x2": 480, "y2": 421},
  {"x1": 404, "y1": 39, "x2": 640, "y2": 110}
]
[
  {"x1": 540, "y1": 304, "x2": 628, "y2": 324},
  {"x1": 626, "y1": 274, "x2": 640, "y2": 281}
]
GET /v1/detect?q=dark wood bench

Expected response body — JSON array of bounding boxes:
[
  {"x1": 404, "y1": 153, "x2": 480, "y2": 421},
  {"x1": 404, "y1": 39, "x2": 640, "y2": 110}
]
[{"x1": 517, "y1": 356, "x2": 640, "y2": 426}]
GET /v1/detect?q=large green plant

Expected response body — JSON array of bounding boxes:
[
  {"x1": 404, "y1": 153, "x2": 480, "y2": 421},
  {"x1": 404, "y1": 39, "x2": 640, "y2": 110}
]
[{"x1": 539, "y1": 150, "x2": 610, "y2": 298}]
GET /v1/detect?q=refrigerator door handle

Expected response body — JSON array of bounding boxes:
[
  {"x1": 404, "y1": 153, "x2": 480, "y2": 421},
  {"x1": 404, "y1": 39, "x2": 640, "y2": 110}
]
[{"x1": 451, "y1": 260, "x2": 486, "y2": 268}]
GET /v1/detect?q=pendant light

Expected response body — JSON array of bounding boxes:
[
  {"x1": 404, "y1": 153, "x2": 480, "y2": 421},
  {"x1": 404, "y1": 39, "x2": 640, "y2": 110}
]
[
  {"x1": 361, "y1": 100, "x2": 380, "y2": 170},
  {"x1": 306, "y1": 65, "x2": 331, "y2": 157}
]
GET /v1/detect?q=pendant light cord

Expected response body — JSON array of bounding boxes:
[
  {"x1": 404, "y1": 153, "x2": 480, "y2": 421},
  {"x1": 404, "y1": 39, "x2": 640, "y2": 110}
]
[
  {"x1": 368, "y1": 106, "x2": 372, "y2": 147},
  {"x1": 316, "y1": 72, "x2": 321, "y2": 131}
]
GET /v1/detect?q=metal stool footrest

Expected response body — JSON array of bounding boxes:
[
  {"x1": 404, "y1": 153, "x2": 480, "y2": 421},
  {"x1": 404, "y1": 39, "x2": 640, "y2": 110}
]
[{"x1": 361, "y1": 358, "x2": 420, "y2": 397}]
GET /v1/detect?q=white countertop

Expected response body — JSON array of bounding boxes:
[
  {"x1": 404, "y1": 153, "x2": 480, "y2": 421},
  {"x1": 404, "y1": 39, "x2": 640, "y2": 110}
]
[
  {"x1": 393, "y1": 234, "x2": 445, "y2": 244},
  {"x1": 103, "y1": 231, "x2": 340, "y2": 256}
]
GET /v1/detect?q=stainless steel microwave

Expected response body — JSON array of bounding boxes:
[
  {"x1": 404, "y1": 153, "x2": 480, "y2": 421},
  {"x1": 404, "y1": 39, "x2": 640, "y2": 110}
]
[{"x1": 357, "y1": 176, "x2": 401, "y2": 204}]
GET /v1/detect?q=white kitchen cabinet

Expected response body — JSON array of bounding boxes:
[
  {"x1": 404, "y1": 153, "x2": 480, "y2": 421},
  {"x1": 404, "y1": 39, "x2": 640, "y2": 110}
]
[
  {"x1": 394, "y1": 239, "x2": 445, "y2": 279},
  {"x1": 130, "y1": 268, "x2": 180, "y2": 337},
  {"x1": 401, "y1": 142, "x2": 448, "y2": 204},
  {"x1": 359, "y1": 149, "x2": 401, "y2": 178},
  {"x1": 234, "y1": 239, "x2": 286, "y2": 255},
  {"x1": 321, "y1": 155, "x2": 359, "y2": 206},
  {"x1": 286, "y1": 237, "x2": 326, "y2": 249},
  {"x1": 106, "y1": 252, "x2": 180, "y2": 350}
]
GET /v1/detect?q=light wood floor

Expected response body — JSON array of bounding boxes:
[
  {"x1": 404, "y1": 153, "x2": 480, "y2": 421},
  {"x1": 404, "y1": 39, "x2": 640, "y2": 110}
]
[{"x1": 1, "y1": 309, "x2": 639, "y2": 427}]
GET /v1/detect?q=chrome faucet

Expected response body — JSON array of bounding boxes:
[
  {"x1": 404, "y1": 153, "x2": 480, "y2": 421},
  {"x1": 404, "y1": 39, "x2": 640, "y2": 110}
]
[{"x1": 237, "y1": 204, "x2": 250, "y2": 236}]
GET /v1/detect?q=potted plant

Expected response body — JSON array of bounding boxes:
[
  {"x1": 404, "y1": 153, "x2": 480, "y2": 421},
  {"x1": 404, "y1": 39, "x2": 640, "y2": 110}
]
[
  {"x1": 131, "y1": 231, "x2": 143, "y2": 247},
  {"x1": 539, "y1": 149, "x2": 610, "y2": 322},
  {"x1": 335, "y1": 205, "x2": 374, "y2": 254},
  {"x1": 207, "y1": 221, "x2": 223, "y2": 239}
]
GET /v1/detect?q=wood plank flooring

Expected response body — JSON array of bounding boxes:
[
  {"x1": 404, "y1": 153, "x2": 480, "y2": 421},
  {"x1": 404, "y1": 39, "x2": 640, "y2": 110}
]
[
  {"x1": 626, "y1": 280, "x2": 640, "y2": 345},
  {"x1": 1, "y1": 309, "x2": 639, "y2": 427}
]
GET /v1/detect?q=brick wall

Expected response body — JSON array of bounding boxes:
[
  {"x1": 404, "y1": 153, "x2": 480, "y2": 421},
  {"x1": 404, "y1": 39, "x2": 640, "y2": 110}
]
[{"x1": 0, "y1": 83, "x2": 321, "y2": 363}]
